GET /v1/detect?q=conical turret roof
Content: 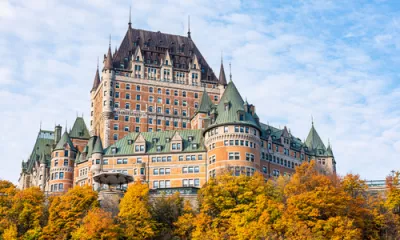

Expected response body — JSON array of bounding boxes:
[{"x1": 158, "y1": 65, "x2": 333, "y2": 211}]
[
  {"x1": 326, "y1": 141, "x2": 334, "y2": 157},
  {"x1": 305, "y1": 123, "x2": 326, "y2": 153},
  {"x1": 91, "y1": 67, "x2": 100, "y2": 92},
  {"x1": 55, "y1": 131, "x2": 76, "y2": 151},
  {"x1": 197, "y1": 89, "x2": 213, "y2": 113},
  {"x1": 218, "y1": 62, "x2": 227, "y2": 86},
  {"x1": 212, "y1": 81, "x2": 259, "y2": 129},
  {"x1": 103, "y1": 45, "x2": 113, "y2": 71},
  {"x1": 92, "y1": 137, "x2": 103, "y2": 154}
]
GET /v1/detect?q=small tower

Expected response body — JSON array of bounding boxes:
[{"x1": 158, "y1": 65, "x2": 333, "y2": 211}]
[
  {"x1": 191, "y1": 88, "x2": 213, "y2": 129},
  {"x1": 102, "y1": 39, "x2": 115, "y2": 148},
  {"x1": 90, "y1": 136, "x2": 103, "y2": 190},
  {"x1": 218, "y1": 56, "x2": 227, "y2": 96},
  {"x1": 49, "y1": 131, "x2": 77, "y2": 192},
  {"x1": 90, "y1": 62, "x2": 101, "y2": 136}
]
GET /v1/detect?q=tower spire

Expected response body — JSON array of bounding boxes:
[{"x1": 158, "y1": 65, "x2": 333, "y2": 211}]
[
  {"x1": 128, "y1": 6, "x2": 132, "y2": 27},
  {"x1": 229, "y1": 62, "x2": 232, "y2": 82},
  {"x1": 187, "y1": 15, "x2": 191, "y2": 39}
]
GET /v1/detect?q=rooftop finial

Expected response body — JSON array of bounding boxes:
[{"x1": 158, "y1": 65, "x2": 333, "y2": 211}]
[
  {"x1": 65, "y1": 120, "x2": 68, "y2": 133},
  {"x1": 188, "y1": 15, "x2": 191, "y2": 39},
  {"x1": 128, "y1": 6, "x2": 132, "y2": 27},
  {"x1": 109, "y1": 34, "x2": 111, "y2": 47},
  {"x1": 40, "y1": 121, "x2": 42, "y2": 130},
  {"x1": 311, "y1": 115, "x2": 314, "y2": 126},
  {"x1": 229, "y1": 62, "x2": 232, "y2": 82},
  {"x1": 97, "y1": 56, "x2": 99, "y2": 69},
  {"x1": 221, "y1": 50, "x2": 223, "y2": 64}
]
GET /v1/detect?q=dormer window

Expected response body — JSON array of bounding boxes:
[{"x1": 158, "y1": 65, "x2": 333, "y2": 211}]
[
  {"x1": 172, "y1": 143, "x2": 181, "y2": 150},
  {"x1": 224, "y1": 102, "x2": 230, "y2": 111},
  {"x1": 111, "y1": 147, "x2": 117, "y2": 154},
  {"x1": 188, "y1": 136, "x2": 193, "y2": 142},
  {"x1": 166, "y1": 138, "x2": 170, "y2": 143},
  {"x1": 239, "y1": 114, "x2": 244, "y2": 121},
  {"x1": 152, "y1": 138, "x2": 158, "y2": 143},
  {"x1": 156, "y1": 145, "x2": 162, "y2": 152},
  {"x1": 136, "y1": 56, "x2": 139, "y2": 61},
  {"x1": 127, "y1": 139, "x2": 133, "y2": 145},
  {"x1": 192, "y1": 143, "x2": 197, "y2": 149},
  {"x1": 165, "y1": 60, "x2": 169, "y2": 65}
]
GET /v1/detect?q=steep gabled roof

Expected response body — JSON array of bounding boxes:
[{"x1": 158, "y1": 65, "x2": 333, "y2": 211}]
[
  {"x1": 69, "y1": 117, "x2": 90, "y2": 139},
  {"x1": 55, "y1": 131, "x2": 76, "y2": 151},
  {"x1": 305, "y1": 123, "x2": 327, "y2": 153},
  {"x1": 26, "y1": 130, "x2": 55, "y2": 171},
  {"x1": 212, "y1": 81, "x2": 259, "y2": 129},
  {"x1": 112, "y1": 26, "x2": 218, "y2": 82},
  {"x1": 197, "y1": 89, "x2": 213, "y2": 113}
]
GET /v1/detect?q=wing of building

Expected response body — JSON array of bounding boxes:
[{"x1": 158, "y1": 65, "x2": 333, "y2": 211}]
[{"x1": 19, "y1": 18, "x2": 335, "y2": 193}]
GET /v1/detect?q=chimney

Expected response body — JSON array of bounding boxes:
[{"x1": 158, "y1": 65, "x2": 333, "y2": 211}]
[{"x1": 55, "y1": 125, "x2": 62, "y2": 144}]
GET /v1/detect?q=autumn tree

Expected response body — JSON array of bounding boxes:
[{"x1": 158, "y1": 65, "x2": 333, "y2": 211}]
[
  {"x1": 193, "y1": 173, "x2": 283, "y2": 239},
  {"x1": 118, "y1": 181, "x2": 156, "y2": 239},
  {"x1": 42, "y1": 185, "x2": 99, "y2": 239},
  {"x1": 71, "y1": 208, "x2": 121, "y2": 240},
  {"x1": 0, "y1": 180, "x2": 17, "y2": 236},
  {"x1": 173, "y1": 200, "x2": 196, "y2": 240},
  {"x1": 151, "y1": 192, "x2": 183, "y2": 239}
]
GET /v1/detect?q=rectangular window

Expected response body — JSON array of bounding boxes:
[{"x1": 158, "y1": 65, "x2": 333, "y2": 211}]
[
  {"x1": 183, "y1": 167, "x2": 188, "y2": 173},
  {"x1": 63, "y1": 159, "x2": 68, "y2": 166},
  {"x1": 165, "y1": 180, "x2": 171, "y2": 188},
  {"x1": 153, "y1": 181, "x2": 159, "y2": 188},
  {"x1": 194, "y1": 179, "x2": 200, "y2": 187},
  {"x1": 59, "y1": 172, "x2": 64, "y2": 179},
  {"x1": 198, "y1": 155, "x2": 203, "y2": 160},
  {"x1": 165, "y1": 168, "x2": 171, "y2": 174},
  {"x1": 117, "y1": 159, "x2": 123, "y2": 164},
  {"x1": 103, "y1": 159, "x2": 108, "y2": 165},
  {"x1": 194, "y1": 166, "x2": 199, "y2": 173},
  {"x1": 153, "y1": 169, "x2": 159, "y2": 175}
]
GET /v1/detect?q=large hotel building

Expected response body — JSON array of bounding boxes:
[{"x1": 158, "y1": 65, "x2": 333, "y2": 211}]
[{"x1": 18, "y1": 18, "x2": 336, "y2": 193}]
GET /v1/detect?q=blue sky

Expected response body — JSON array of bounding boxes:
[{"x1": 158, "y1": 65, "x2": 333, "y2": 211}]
[{"x1": 1, "y1": 0, "x2": 399, "y2": 183}]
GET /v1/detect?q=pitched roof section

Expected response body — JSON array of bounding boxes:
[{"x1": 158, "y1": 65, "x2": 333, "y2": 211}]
[
  {"x1": 69, "y1": 117, "x2": 90, "y2": 139},
  {"x1": 212, "y1": 81, "x2": 259, "y2": 129},
  {"x1": 92, "y1": 137, "x2": 103, "y2": 154},
  {"x1": 26, "y1": 130, "x2": 55, "y2": 171},
  {"x1": 103, "y1": 129, "x2": 205, "y2": 156},
  {"x1": 218, "y1": 61, "x2": 227, "y2": 85},
  {"x1": 112, "y1": 27, "x2": 218, "y2": 82},
  {"x1": 305, "y1": 124, "x2": 327, "y2": 153},
  {"x1": 197, "y1": 89, "x2": 213, "y2": 113},
  {"x1": 55, "y1": 131, "x2": 76, "y2": 151},
  {"x1": 91, "y1": 67, "x2": 100, "y2": 92}
]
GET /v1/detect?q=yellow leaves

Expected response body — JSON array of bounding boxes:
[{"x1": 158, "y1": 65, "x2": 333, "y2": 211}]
[
  {"x1": 71, "y1": 208, "x2": 120, "y2": 240},
  {"x1": 118, "y1": 181, "x2": 156, "y2": 240},
  {"x1": 2, "y1": 224, "x2": 17, "y2": 240},
  {"x1": 42, "y1": 185, "x2": 99, "y2": 239}
]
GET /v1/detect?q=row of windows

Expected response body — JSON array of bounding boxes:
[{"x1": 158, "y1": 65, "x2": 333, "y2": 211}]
[
  {"x1": 79, "y1": 168, "x2": 88, "y2": 177},
  {"x1": 153, "y1": 180, "x2": 171, "y2": 189},
  {"x1": 115, "y1": 84, "x2": 200, "y2": 98},
  {"x1": 153, "y1": 168, "x2": 171, "y2": 175},
  {"x1": 263, "y1": 142, "x2": 305, "y2": 160},
  {"x1": 182, "y1": 166, "x2": 200, "y2": 173},
  {"x1": 106, "y1": 100, "x2": 201, "y2": 109},
  {"x1": 179, "y1": 154, "x2": 203, "y2": 161},
  {"x1": 208, "y1": 126, "x2": 256, "y2": 136},
  {"x1": 50, "y1": 172, "x2": 64, "y2": 180},
  {"x1": 151, "y1": 156, "x2": 172, "y2": 162},
  {"x1": 50, "y1": 183, "x2": 64, "y2": 192},
  {"x1": 228, "y1": 166, "x2": 256, "y2": 176},
  {"x1": 261, "y1": 153, "x2": 298, "y2": 169},
  {"x1": 223, "y1": 139, "x2": 257, "y2": 148},
  {"x1": 54, "y1": 159, "x2": 69, "y2": 167},
  {"x1": 182, "y1": 178, "x2": 200, "y2": 187},
  {"x1": 54, "y1": 150, "x2": 70, "y2": 157}
]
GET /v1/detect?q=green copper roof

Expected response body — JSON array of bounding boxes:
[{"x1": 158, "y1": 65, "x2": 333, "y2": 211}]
[
  {"x1": 305, "y1": 124, "x2": 327, "y2": 156},
  {"x1": 104, "y1": 129, "x2": 205, "y2": 156},
  {"x1": 197, "y1": 89, "x2": 214, "y2": 113},
  {"x1": 26, "y1": 130, "x2": 55, "y2": 171},
  {"x1": 55, "y1": 131, "x2": 76, "y2": 151},
  {"x1": 326, "y1": 142, "x2": 334, "y2": 157},
  {"x1": 211, "y1": 81, "x2": 259, "y2": 129},
  {"x1": 93, "y1": 137, "x2": 103, "y2": 154},
  {"x1": 69, "y1": 117, "x2": 90, "y2": 139},
  {"x1": 75, "y1": 151, "x2": 81, "y2": 163}
]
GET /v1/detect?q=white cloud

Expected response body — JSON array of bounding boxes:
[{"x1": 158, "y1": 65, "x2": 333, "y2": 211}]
[{"x1": 0, "y1": 0, "x2": 399, "y2": 183}]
